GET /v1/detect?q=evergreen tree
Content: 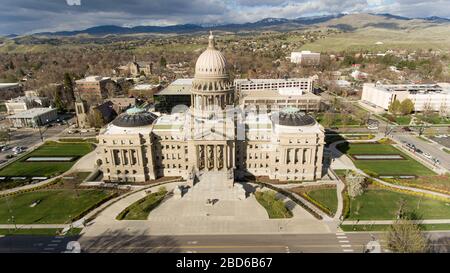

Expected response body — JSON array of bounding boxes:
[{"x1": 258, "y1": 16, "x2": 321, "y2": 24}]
[
  {"x1": 400, "y1": 99, "x2": 415, "y2": 115},
  {"x1": 159, "y1": 56, "x2": 167, "y2": 68},
  {"x1": 63, "y1": 72, "x2": 75, "y2": 100},
  {"x1": 388, "y1": 99, "x2": 401, "y2": 115}
]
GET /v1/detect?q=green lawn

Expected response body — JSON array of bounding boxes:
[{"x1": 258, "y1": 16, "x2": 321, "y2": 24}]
[
  {"x1": 400, "y1": 175, "x2": 450, "y2": 193},
  {"x1": 0, "y1": 141, "x2": 94, "y2": 178},
  {"x1": 381, "y1": 113, "x2": 411, "y2": 125},
  {"x1": 117, "y1": 189, "x2": 167, "y2": 220},
  {"x1": 0, "y1": 190, "x2": 112, "y2": 224},
  {"x1": 395, "y1": 116, "x2": 412, "y2": 125},
  {"x1": 255, "y1": 191, "x2": 293, "y2": 219},
  {"x1": 341, "y1": 224, "x2": 450, "y2": 232},
  {"x1": 336, "y1": 142, "x2": 434, "y2": 176},
  {"x1": 347, "y1": 188, "x2": 450, "y2": 220},
  {"x1": 316, "y1": 113, "x2": 362, "y2": 127},
  {"x1": 0, "y1": 227, "x2": 82, "y2": 236},
  {"x1": 307, "y1": 188, "x2": 338, "y2": 215},
  {"x1": 416, "y1": 114, "x2": 450, "y2": 125}
]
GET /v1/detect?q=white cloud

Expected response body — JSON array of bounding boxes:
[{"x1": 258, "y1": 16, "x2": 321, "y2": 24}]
[{"x1": 0, "y1": 0, "x2": 449, "y2": 34}]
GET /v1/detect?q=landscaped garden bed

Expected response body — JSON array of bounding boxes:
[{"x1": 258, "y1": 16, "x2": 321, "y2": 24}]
[
  {"x1": 340, "y1": 223, "x2": 450, "y2": 232},
  {"x1": 116, "y1": 187, "x2": 168, "y2": 220},
  {"x1": 381, "y1": 175, "x2": 450, "y2": 194},
  {"x1": 255, "y1": 190, "x2": 293, "y2": 219},
  {"x1": 290, "y1": 186, "x2": 337, "y2": 217},
  {"x1": 351, "y1": 154, "x2": 405, "y2": 160}
]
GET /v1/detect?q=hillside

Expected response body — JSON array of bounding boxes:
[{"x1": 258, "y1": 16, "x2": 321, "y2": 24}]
[
  {"x1": 299, "y1": 14, "x2": 450, "y2": 51},
  {"x1": 29, "y1": 13, "x2": 449, "y2": 37}
]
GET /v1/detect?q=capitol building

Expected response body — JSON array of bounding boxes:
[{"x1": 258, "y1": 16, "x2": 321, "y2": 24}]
[{"x1": 96, "y1": 33, "x2": 325, "y2": 184}]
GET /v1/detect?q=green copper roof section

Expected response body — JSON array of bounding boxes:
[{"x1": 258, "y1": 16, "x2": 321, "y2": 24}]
[
  {"x1": 126, "y1": 106, "x2": 145, "y2": 115},
  {"x1": 281, "y1": 106, "x2": 300, "y2": 114}
]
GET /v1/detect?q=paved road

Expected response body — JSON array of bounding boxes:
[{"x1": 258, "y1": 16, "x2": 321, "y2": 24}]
[
  {"x1": 0, "y1": 126, "x2": 66, "y2": 163},
  {"x1": 75, "y1": 231, "x2": 450, "y2": 253},
  {"x1": 0, "y1": 235, "x2": 79, "y2": 253},
  {"x1": 393, "y1": 133, "x2": 450, "y2": 171},
  {"x1": 1, "y1": 231, "x2": 449, "y2": 253}
]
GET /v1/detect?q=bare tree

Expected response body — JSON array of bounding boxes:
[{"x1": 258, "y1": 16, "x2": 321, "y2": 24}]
[
  {"x1": 386, "y1": 201, "x2": 428, "y2": 253},
  {"x1": 345, "y1": 171, "x2": 366, "y2": 199}
]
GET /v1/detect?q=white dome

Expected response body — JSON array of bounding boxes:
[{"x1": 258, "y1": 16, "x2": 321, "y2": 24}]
[{"x1": 195, "y1": 32, "x2": 228, "y2": 78}]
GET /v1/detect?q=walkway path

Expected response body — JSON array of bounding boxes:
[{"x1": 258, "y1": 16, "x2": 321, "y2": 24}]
[{"x1": 81, "y1": 177, "x2": 332, "y2": 237}]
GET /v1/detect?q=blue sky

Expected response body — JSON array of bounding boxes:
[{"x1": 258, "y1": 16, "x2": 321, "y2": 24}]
[{"x1": 0, "y1": 0, "x2": 449, "y2": 35}]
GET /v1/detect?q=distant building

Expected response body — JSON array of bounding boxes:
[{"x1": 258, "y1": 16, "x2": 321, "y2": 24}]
[
  {"x1": 241, "y1": 89, "x2": 321, "y2": 113},
  {"x1": 109, "y1": 97, "x2": 137, "y2": 113},
  {"x1": 75, "y1": 100, "x2": 117, "y2": 128},
  {"x1": 115, "y1": 56, "x2": 152, "y2": 77},
  {"x1": 290, "y1": 51, "x2": 320, "y2": 66},
  {"x1": 334, "y1": 80, "x2": 352, "y2": 88},
  {"x1": 351, "y1": 70, "x2": 368, "y2": 80},
  {"x1": 7, "y1": 107, "x2": 57, "y2": 128},
  {"x1": 236, "y1": 77, "x2": 320, "y2": 112},
  {"x1": 234, "y1": 78, "x2": 313, "y2": 95},
  {"x1": 0, "y1": 83, "x2": 23, "y2": 100},
  {"x1": 154, "y1": 78, "x2": 193, "y2": 112},
  {"x1": 75, "y1": 76, "x2": 112, "y2": 102},
  {"x1": 5, "y1": 93, "x2": 50, "y2": 114},
  {"x1": 128, "y1": 84, "x2": 161, "y2": 101},
  {"x1": 361, "y1": 83, "x2": 450, "y2": 114}
]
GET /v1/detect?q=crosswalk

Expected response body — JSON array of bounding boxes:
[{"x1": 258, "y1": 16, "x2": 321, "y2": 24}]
[
  {"x1": 336, "y1": 232, "x2": 354, "y2": 253},
  {"x1": 42, "y1": 236, "x2": 65, "y2": 253}
]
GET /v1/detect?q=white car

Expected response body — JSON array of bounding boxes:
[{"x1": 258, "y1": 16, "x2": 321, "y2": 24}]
[{"x1": 423, "y1": 153, "x2": 432, "y2": 159}]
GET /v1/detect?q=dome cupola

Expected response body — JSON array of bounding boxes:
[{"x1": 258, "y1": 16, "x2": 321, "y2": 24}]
[
  {"x1": 271, "y1": 107, "x2": 316, "y2": 127},
  {"x1": 194, "y1": 31, "x2": 228, "y2": 79},
  {"x1": 112, "y1": 107, "x2": 158, "y2": 127}
]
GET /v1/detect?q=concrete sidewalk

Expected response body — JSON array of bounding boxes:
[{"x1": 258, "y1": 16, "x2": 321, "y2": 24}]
[{"x1": 81, "y1": 181, "x2": 333, "y2": 237}]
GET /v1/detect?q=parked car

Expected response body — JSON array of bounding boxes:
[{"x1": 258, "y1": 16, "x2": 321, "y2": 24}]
[
  {"x1": 1, "y1": 146, "x2": 9, "y2": 152},
  {"x1": 415, "y1": 149, "x2": 423, "y2": 154},
  {"x1": 423, "y1": 153, "x2": 432, "y2": 159}
]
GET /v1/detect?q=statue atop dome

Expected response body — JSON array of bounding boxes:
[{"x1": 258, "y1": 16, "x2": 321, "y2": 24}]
[{"x1": 208, "y1": 31, "x2": 215, "y2": 49}]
